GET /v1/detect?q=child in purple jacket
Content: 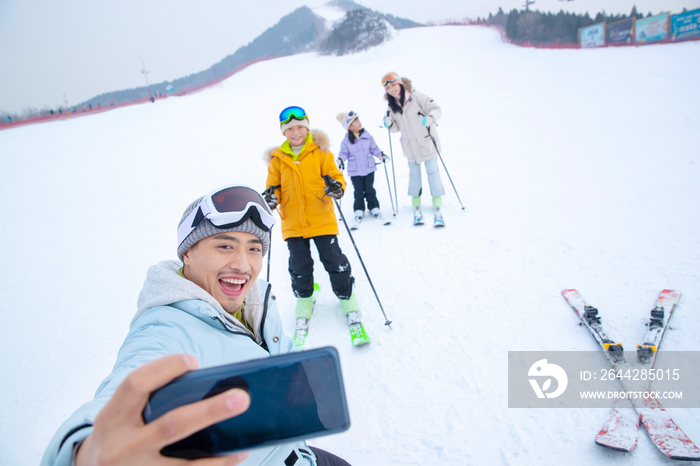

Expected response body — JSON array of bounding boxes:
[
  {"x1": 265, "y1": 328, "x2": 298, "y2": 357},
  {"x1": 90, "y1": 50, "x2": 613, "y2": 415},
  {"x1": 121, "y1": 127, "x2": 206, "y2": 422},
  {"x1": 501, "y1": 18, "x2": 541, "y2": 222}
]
[{"x1": 336, "y1": 111, "x2": 385, "y2": 223}]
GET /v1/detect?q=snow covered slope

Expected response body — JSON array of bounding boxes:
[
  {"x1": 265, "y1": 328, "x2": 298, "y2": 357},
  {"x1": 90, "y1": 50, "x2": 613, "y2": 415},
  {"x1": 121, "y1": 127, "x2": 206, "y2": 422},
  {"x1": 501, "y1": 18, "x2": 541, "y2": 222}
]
[{"x1": 0, "y1": 25, "x2": 698, "y2": 466}]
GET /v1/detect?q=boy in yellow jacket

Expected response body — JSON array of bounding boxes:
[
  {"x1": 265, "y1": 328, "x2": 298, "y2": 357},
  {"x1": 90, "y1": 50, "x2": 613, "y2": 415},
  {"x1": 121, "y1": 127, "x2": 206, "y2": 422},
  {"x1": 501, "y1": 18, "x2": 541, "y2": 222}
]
[{"x1": 264, "y1": 106, "x2": 364, "y2": 346}]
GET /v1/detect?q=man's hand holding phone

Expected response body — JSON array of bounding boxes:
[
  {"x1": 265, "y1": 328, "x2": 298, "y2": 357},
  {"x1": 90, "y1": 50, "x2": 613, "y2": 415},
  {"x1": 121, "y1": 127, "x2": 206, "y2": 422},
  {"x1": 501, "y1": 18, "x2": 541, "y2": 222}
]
[{"x1": 76, "y1": 354, "x2": 251, "y2": 466}]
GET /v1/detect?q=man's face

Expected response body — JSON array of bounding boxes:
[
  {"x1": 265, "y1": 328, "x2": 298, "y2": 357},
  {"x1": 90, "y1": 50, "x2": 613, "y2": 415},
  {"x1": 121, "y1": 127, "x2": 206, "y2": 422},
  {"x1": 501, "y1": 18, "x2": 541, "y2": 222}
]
[
  {"x1": 284, "y1": 125, "x2": 309, "y2": 146},
  {"x1": 182, "y1": 231, "x2": 263, "y2": 313}
]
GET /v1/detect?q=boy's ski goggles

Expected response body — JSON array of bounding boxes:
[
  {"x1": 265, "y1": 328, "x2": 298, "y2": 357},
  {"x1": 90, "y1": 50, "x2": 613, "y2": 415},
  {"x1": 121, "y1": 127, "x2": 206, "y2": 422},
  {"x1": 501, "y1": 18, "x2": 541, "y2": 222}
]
[
  {"x1": 381, "y1": 72, "x2": 401, "y2": 87},
  {"x1": 177, "y1": 185, "x2": 276, "y2": 248},
  {"x1": 279, "y1": 106, "x2": 307, "y2": 125}
]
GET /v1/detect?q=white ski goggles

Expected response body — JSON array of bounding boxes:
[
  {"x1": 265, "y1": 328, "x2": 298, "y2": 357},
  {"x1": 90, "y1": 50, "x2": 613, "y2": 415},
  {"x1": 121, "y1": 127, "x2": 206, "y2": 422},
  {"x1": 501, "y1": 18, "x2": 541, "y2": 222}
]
[{"x1": 177, "y1": 185, "x2": 276, "y2": 249}]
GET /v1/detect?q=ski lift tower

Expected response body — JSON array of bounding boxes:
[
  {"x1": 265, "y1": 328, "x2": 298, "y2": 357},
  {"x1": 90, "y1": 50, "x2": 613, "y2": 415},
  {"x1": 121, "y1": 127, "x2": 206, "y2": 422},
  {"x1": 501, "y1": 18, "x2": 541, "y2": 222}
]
[
  {"x1": 524, "y1": 0, "x2": 535, "y2": 10},
  {"x1": 139, "y1": 58, "x2": 152, "y2": 99}
]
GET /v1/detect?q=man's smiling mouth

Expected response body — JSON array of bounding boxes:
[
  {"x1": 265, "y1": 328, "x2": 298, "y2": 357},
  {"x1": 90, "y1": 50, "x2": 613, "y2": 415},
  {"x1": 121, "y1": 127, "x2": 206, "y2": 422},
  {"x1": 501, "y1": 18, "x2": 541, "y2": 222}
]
[{"x1": 220, "y1": 277, "x2": 247, "y2": 293}]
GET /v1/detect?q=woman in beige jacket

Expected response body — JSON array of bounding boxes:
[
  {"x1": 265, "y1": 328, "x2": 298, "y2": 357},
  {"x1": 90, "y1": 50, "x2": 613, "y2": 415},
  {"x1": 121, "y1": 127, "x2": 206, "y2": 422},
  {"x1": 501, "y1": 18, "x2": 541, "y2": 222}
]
[{"x1": 382, "y1": 72, "x2": 446, "y2": 226}]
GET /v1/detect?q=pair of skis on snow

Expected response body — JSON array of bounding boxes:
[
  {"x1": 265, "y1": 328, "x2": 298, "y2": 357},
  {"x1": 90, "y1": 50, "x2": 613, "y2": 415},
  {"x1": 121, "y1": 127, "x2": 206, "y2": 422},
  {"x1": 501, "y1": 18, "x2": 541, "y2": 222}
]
[
  {"x1": 350, "y1": 212, "x2": 391, "y2": 231},
  {"x1": 293, "y1": 283, "x2": 370, "y2": 350},
  {"x1": 356, "y1": 211, "x2": 444, "y2": 228},
  {"x1": 348, "y1": 208, "x2": 445, "y2": 229},
  {"x1": 413, "y1": 210, "x2": 445, "y2": 227},
  {"x1": 562, "y1": 289, "x2": 700, "y2": 461}
]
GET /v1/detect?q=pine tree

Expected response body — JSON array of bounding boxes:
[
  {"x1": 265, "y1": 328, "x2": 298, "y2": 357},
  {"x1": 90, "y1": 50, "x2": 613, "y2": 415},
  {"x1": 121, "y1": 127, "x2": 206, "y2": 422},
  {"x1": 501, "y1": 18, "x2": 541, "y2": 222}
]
[{"x1": 506, "y1": 9, "x2": 519, "y2": 40}]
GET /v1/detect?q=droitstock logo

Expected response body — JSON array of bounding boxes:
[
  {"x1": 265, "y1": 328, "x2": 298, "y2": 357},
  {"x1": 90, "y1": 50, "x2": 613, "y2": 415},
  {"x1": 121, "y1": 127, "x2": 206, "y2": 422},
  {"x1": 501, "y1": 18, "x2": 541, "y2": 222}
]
[
  {"x1": 510, "y1": 351, "x2": 698, "y2": 408},
  {"x1": 528, "y1": 359, "x2": 568, "y2": 399}
]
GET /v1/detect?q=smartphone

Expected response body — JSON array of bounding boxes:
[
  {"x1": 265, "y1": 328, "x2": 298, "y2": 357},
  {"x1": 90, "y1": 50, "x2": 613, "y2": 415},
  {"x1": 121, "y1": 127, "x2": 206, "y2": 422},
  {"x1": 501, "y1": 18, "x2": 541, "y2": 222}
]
[{"x1": 142, "y1": 346, "x2": 350, "y2": 459}]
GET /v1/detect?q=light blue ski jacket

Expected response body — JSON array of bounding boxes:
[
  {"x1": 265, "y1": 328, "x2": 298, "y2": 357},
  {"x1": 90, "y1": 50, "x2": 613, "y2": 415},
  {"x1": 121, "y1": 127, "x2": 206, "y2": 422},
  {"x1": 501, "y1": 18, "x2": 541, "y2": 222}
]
[{"x1": 41, "y1": 260, "x2": 317, "y2": 466}]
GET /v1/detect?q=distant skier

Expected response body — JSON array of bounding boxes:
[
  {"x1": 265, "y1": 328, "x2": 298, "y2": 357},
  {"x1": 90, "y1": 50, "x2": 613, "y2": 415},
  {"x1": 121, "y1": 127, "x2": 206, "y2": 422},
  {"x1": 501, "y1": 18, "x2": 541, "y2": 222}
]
[
  {"x1": 381, "y1": 72, "x2": 446, "y2": 227},
  {"x1": 264, "y1": 106, "x2": 369, "y2": 347},
  {"x1": 336, "y1": 110, "x2": 385, "y2": 225}
]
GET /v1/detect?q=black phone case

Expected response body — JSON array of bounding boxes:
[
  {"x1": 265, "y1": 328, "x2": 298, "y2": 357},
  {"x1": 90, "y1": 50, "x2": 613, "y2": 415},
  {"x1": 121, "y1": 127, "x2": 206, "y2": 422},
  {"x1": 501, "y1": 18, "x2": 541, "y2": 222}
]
[{"x1": 142, "y1": 346, "x2": 350, "y2": 459}]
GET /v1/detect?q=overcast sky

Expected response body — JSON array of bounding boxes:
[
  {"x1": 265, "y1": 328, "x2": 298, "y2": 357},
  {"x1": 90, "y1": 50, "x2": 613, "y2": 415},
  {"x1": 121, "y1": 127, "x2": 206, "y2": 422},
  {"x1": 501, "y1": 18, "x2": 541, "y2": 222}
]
[{"x1": 1, "y1": 0, "x2": 697, "y2": 114}]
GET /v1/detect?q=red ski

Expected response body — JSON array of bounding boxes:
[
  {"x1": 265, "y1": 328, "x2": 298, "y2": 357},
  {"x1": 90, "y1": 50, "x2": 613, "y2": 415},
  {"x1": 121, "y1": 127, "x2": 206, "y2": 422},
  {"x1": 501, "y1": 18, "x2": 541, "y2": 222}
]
[
  {"x1": 562, "y1": 289, "x2": 700, "y2": 460},
  {"x1": 638, "y1": 392, "x2": 700, "y2": 460},
  {"x1": 594, "y1": 289, "x2": 681, "y2": 452},
  {"x1": 595, "y1": 397, "x2": 640, "y2": 452}
]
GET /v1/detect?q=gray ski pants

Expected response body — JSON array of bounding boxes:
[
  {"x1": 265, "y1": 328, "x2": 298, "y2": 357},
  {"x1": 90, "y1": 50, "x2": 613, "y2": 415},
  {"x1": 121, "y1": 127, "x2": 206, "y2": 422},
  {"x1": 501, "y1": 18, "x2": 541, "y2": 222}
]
[{"x1": 407, "y1": 157, "x2": 445, "y2": 198}]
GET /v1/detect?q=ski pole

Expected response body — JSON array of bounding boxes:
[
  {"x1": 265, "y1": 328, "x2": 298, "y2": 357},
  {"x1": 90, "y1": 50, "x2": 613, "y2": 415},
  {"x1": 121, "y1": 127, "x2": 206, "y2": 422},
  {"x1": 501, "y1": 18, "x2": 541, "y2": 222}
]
[
  {"x1": 380, "y1": 152, "x2": 396, "y2": 216},
  {"x1": 262, "y1": 184, "x2": 281, "y2": 282},
  {"x1": 386, "y1": 127, "x2": 399, "y2": 216},
  {"x1": 322, "y1": 175, "x2": 392, "y2": 328},
  {"x1": 266, "y1": 230, "x2": 272, "y2": 283},
  {"x1": 421, "y1": 119, "x2": 466, "y2": 211}
]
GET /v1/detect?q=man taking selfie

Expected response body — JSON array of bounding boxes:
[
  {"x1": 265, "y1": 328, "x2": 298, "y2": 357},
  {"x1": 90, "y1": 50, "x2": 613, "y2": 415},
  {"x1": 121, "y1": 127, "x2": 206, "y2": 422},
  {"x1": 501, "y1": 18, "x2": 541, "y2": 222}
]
[{"x1": 41, "y1": 185, "x2": 350, "y2": 466}]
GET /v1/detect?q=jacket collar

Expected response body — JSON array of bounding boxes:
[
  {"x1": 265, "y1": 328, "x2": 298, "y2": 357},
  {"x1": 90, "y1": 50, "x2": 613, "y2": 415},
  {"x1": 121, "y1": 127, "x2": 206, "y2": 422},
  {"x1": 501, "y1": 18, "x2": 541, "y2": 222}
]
[
  {"x1": 280, "y1": 132, "x2": 313, "y2": 159},
  {"x1": 276, "y1": 137, "x2": 318, "y2": 168}
]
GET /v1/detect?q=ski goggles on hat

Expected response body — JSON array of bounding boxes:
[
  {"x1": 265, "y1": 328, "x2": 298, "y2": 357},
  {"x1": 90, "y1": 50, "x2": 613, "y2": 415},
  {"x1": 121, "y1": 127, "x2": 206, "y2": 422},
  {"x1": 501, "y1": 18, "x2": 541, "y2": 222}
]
[
  {"x1": 345, "y1": 111, "x2": 357, "y2": 125},
  {"x1": 177, "y1": 185, "x2": 275, "y2": 248},
  {"x1": 381, "y1": 72, "x2": 401, "y2": 87},
  {"x1": 279, "y1": 106, "x2": 307, "y2": 125}
]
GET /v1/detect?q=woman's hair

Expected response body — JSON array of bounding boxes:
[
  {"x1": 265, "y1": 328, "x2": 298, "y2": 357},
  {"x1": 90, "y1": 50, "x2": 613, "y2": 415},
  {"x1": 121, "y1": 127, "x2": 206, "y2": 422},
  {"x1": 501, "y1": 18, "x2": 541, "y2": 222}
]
[
  {"x1": 386, "y1": 84, "x2": 406, "y2": 114},
  {"x1": 348, "y1": 127, "x2": 365, "y2": 144}
]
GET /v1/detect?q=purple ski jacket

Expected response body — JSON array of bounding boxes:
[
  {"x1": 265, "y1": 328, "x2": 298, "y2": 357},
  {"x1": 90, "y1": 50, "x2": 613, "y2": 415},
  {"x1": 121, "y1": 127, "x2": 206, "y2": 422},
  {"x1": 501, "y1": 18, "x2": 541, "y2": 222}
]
[{"x1": 337, "y1": 129, "x2": 383, "y2": 177}]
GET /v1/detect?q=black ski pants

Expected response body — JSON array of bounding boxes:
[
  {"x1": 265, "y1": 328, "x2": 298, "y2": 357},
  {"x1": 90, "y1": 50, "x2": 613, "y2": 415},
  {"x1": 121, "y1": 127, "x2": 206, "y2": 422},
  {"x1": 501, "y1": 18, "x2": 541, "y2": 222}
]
[
  {"x1": 287, "y1": 235, "x2": 353, "y2": 300},
  {"x1": 351, "y1": 172, "x2": 379, "y2": 213}
]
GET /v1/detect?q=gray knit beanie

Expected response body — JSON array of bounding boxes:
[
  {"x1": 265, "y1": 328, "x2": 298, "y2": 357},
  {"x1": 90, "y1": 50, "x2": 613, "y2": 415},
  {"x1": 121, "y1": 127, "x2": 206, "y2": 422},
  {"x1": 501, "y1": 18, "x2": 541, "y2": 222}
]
[{"x1": 177, "y1": 196, "x2": 271, "y2": 261}]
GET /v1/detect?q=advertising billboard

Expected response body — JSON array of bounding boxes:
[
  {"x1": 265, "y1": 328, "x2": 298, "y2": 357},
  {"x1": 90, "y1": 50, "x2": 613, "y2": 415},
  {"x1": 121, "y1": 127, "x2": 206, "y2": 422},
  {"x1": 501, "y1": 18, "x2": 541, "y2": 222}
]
[
  {"x1": 579, "y1": 22, "x2": 605, "y2": 48},
  {"x1": 635, "y1": 13, "x2": 669, "y2": 45},
  {"x1": 671, "y1": 8, "x2": 700, "y2": 42},
  {"x1": 606, "y1": 18, "x2": 635, "y2": 45}
]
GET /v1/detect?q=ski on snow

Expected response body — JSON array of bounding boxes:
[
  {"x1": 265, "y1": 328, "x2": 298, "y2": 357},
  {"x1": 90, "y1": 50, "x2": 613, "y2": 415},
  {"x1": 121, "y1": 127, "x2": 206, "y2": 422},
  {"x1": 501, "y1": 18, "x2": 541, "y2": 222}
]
[
  {"x1": 351, "y1": 215, "x2": 391, "y2": 230},
  {"x1": 346, "y1": 311, "x2": 370, "y2": 346},
  {"x1": 293, "y1": 283, "x2": 321, "y2": 350},
  {"x1": 292, "y1": 283, "x2": 370, "y2": 349},
  {"x1": 562, "y1": 289, "x2": 700, "y2": 461},
  {"x1": 413, "y1": 210, "x2": 424, "y2": 225},
  {"x1": 595, "y1": 290, "x2": 683, "y2": 453}
]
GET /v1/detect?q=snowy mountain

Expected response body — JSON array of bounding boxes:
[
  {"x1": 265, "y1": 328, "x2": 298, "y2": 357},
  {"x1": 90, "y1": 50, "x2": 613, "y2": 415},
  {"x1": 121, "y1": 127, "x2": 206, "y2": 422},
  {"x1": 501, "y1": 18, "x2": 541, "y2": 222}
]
[
  {"x1": 73, "y1": 2, "x2": 418, "y2": 109},
  {"x1": 319, "y1": 8, "x2": 397, "y2": 56},
  {"x1": 1, "y1": 25, "x2": 699, "y2": 466},
  {"x1": 313, "y1": 0, "x2": 418, "y2": 32}
]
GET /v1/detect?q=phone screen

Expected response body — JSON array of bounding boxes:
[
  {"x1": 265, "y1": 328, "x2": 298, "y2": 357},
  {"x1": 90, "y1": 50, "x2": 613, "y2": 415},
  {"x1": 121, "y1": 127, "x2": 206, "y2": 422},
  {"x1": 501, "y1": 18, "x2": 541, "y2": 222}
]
[{"x1": 143, "y1": 347, "x2": 350, "y2": 459}]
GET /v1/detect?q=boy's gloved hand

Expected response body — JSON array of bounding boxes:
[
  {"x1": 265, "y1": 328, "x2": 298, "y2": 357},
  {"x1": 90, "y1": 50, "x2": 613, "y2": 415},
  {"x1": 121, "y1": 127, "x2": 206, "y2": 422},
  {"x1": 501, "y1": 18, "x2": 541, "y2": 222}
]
[
  {"x1": 322, "y1": 174, "x2": 344, "y2": 199},
  {"x1": 324, "y1": 184, "x2": 344, "y2": 199},
  {"x1": 264, "y1": 191, "x2": 278, "y2": 209}
]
